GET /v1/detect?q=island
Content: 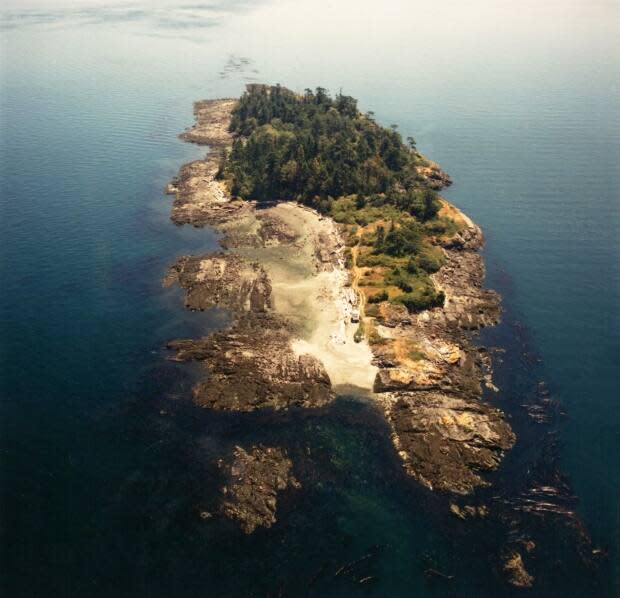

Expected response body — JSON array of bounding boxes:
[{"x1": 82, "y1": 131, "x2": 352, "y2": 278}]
[{"x1": 164, "y1": 85, "x2": 515, "y2": 539}]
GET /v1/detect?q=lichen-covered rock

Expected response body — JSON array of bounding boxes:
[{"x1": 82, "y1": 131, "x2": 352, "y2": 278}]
[
  {"x1": 217, "y1": 445, "x2": 300, "y2": 534},
  {"x1": 376, "y1": 302, "x2": 412, "y2": 328},
  {"x1": 374, "y1": 366, "x2": 444, "y2": 393},
  {"x1": 438, "y1": 222, "x2": 484, "y2": 251},
  {"x1": 381, "y1": 390, "x2": 515, "y2": 494}
]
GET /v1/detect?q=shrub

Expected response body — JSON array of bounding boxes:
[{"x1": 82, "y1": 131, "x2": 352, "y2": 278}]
[
  {"x1": 344, "y1": 248, "x2": 353, "y2": 269},
  {"x1": 368, "y1": 329, "x2": 388, "y2": 346},
  {"x1": 394, "y1": 288, "x2": 445, "y2": 313},
  {"x1": 378, "y1": 220, "x2": 424, "y2": 256},
  {"x1": 409, "y1": 349, "x2": 427, "y2": 361},
  {"x1": 368, "y1": 290, "x2": 389, "y2": 303},
  {"x1": 417, "y1": 247, "x2": 444, "y2": 273},
  {"x1": 405, "y1": 258, "x2": 419, "y2": 275}
]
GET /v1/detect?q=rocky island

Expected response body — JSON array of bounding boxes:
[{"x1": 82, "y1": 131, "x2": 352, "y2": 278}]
[{"x1": 164, "y1": 85, "x2": 516, "y2": 536}]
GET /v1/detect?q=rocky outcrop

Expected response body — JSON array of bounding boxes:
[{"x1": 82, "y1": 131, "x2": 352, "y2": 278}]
[
  {"x1": 366, "y1": 215, "x2": 513, "y2": 494},
  {"x1": 379, "y1": 391, "x2": 515, "y2": 494},
  {"x1": 217, "y1": 445, "x2": 300, "y2": 534},
  {"x1": 180, "y1": 98, "x2": 237, "y2": 146},
  {"x1": 449, "y1": 502, "x2": 489, "y2": 519},
  {"x1": 416, "y1": 161, "x2": 452, "y2": 190},
  {"x1": 163, "y1": 252, "x2": 272, "y2": 312},
  {"x1": 167, "y1": 313, "x2": 333, "y2": 411},
  {"x1": 503, "y1": 552, "x2": 534, "y2": 588},
  {"x1": 438, "y1": 221, "x2": 484, "y2": 251},
  {"x1": 375, "y1": 302, "x2": 411, "y2": 328},
  {"x1": 165, "y1": 154, "x2": 253, "y2": 228},
  {"x1": 432, "y1": 239, "x2": 501, "y2": 331}
]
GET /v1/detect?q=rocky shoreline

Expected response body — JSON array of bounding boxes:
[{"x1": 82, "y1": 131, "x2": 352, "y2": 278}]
[{"x1": 164, "y1": 97, "x2": 515, "y2": 528}]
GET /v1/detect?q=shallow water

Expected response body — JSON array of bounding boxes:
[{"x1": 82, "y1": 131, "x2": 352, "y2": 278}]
[{"x1": 1, "y1": 1, "x2": 618, "y2": 596}]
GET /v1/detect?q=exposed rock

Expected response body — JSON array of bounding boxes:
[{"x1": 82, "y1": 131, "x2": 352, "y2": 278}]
[
  {"x1": 255, "y1": 209, "x2": 300, "y2": 246},
  {"x1": 217, "y1": 445, "x2": 300, "y2": 534},
  {"x1": 503, "y1": 552, "x2": 534, "y2": 588},
  {"x1": 449, "y1": 503, "x2": 489, "y2": 519},
  {"x1": 163, "y1": 252, "x2": 272, "y2": 312},
  {"x1": 438, "y1": 222, "x2": 484, "y2": 251},
  {"x1": 181, "y1": 98, "x2": 237, "y2": 146},
  {"x1": 519, "y1": 539, "x2": 536, "y2": 553},
  {"x1": 374, "y1": 366, "x2": 444, "y2": 393},
  {"x1": 372, "y1": 340, "x2": 483, "y2": 399},
  {"x1": 431, "y1": 248, "x2": 501, "y2": 330},
  {"x1": 376, "y1": 302, "x2": 411, "y2": 327},
  {"x1": 167, "y1": 313, "x2": 334, "y2": 412},
  {"x1": 416, "y1": 162, "x2": 452, "y2": 190},
  {"x1": 165, "y1": 154, "x2": 253, "y2": 228},
  {"x1": 380, "y1": 390, "x2": 515, "y2": 494}
]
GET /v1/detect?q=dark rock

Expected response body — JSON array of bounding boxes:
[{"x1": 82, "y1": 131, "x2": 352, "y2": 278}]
[
  {"x1": 164, "y1": 252, "x2": 272, "y2": 312},
  {"x1": 217, "y1": 445, "x2": 300, "y2": 534},
  {"x1": 168, "y1": 313, "x2": 334, "y2": 412},
  {"x1": 384, "y1": 390, "x2": 515, "y2": 494}
]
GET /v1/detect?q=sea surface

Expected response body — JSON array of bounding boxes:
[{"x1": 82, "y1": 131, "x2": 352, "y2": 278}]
[{"x1": 1, "y1": 1, "x2": 618, "y2": 596}]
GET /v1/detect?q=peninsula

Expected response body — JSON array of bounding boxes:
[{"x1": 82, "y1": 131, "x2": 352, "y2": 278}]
[{"x1": 164, "y1": 85, "x2": 515, "y2": 534}]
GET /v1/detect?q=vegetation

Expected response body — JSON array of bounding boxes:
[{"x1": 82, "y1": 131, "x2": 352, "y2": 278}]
[
  {"x1": 353, "y1": 321, "x2": 365, "y2": 343},
  {"x1": 220, "y1": 84, "x2": 439, "y2": 216},
  {"x1": 409, "y1": 348, "x2": 428, "y2": 361},
  {"x1": 218, "y1": 84, "x2": 460, "y2": 314}
]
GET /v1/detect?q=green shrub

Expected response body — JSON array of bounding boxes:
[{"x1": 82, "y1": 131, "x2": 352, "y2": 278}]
[
  {"x1": 344, "y1": 248, "x2": 353, "y2": 269},
  {"x1": 394, "y1": 288, "x2": 445, "y2": 313},
  {"x1": 417, "y1": 247, "x2": 444, "y2": 273},
  {"x1": 368, "y1": 290, "x2": 389, "y2": 303},
  {"x1": 425, "y1": 217, "x2": 459, "y2": 237},
  {"x1": 405, "y1": 258, "x2": 419, "y2": 275},
  {"x1": 356, "y1": 252, "x2": 398, "y2": 268},
  {"x1": 376, "y1": 220, "x2": 424, "y2": 257}
]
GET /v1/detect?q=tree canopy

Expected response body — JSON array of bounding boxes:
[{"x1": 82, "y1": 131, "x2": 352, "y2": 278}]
[{"x1": 218, "y1": 84, "x2": 440, "y2": 221}]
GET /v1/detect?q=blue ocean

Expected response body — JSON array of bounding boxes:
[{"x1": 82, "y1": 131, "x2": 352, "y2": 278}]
[{"x1": 1, "y1": 1, "x2": 618, "y2": 595}]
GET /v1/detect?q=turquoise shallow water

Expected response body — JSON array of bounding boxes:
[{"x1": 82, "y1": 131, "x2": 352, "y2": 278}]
[{"x1": 1, "y1": 1, "x2": 618, "y2": 596}]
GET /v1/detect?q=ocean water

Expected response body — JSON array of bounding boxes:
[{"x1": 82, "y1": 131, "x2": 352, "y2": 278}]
[{"x1": 1, "y1": 1, "x2": 618, "y2": 596}]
